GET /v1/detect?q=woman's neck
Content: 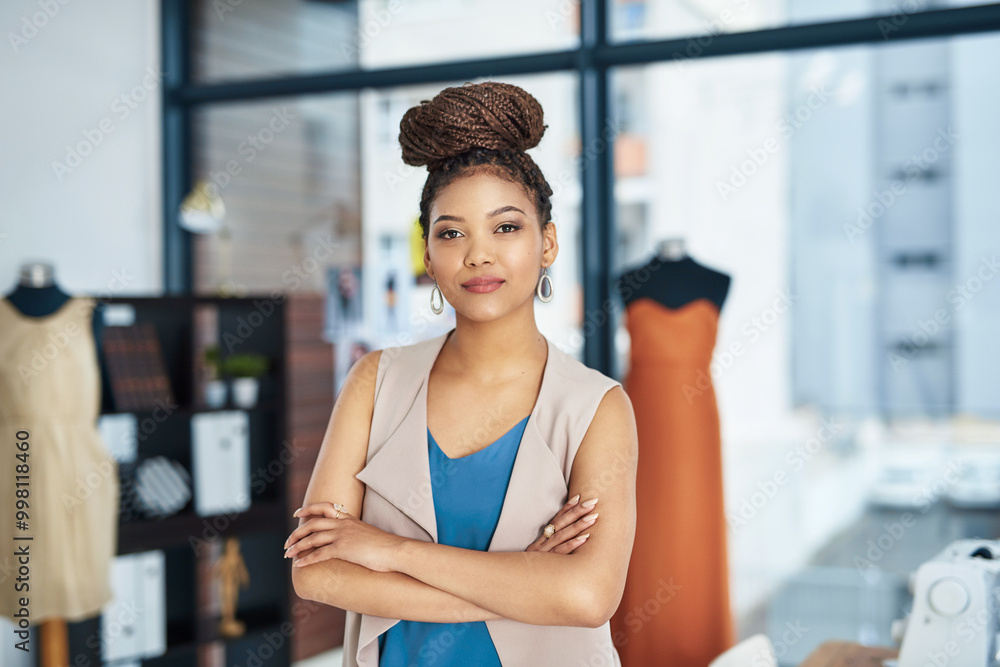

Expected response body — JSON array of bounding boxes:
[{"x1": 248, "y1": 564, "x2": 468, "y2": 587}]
[{"x1": 443, "y1": 312, "x2": 547, "y2": 384}]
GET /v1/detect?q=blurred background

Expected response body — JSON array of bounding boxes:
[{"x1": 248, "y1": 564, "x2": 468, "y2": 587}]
[{"x1": 1, "y1": 1, "x2": 999, "y2": 666}]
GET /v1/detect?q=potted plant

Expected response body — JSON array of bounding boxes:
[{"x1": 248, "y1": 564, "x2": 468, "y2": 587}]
[
  {"x1": 203, "y1": 344, "x2": 227, "y2": 408},
  {"x1": 221, "y1": 352, "x2": 270, "y2": 408}
]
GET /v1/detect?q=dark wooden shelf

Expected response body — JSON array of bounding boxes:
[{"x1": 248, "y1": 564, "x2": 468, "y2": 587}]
[
  {"x1": 100, "y1": 399, "x2": 280, "y2": 416},
  {"x1": 118, "y1": 499, "x2": 287, "y2": 555},
  {"x1": 146, "y1": 608, "x2": 286, "y2": 659},
  {"x1": 197, "y1": 607, "x2": 286, "y2": 645},
  {"x1": 77, "y1": 294, "x2": 295, "y2": 666}
]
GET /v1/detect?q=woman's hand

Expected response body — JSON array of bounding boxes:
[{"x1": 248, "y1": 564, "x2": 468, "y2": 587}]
[
  {"x1": 524, "y1": 494, "x2": 599, "y2": 554},
  {"x1": 284, "y1": 501, "x2": 404, "y2": 573}
]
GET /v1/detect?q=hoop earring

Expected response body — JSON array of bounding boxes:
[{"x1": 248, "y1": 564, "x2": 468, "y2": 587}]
[
  {"x1": 430, "y1": 280, "x2": 445, "y2": 314},
  {"x1": 536, "y1": 267, "x2": 553, "y2": 303}
]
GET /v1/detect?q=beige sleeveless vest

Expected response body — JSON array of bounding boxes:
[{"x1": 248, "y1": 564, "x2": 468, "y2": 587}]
[{"x1": 342, "y1": 328, "x2": 624, "y2": 667}]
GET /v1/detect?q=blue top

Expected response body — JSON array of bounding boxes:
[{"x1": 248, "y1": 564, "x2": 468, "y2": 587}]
[{"x1": 378, "y1": 414, "x2": 530, "y2": 666}]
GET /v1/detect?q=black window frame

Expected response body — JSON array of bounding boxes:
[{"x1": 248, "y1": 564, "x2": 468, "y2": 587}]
[{"x1": 162, "y1": 0, "x2": 1000, "y2": 375}]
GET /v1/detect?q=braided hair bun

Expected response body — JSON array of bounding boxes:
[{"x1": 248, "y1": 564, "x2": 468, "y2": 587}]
[{"x1": 399, "y1": 81, "x2": 548, "y2": 171}]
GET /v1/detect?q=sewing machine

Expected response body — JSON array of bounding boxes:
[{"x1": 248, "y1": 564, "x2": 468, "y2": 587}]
[{"x1": 891, "y1": 539, "x2": 1000, "y2": 667}]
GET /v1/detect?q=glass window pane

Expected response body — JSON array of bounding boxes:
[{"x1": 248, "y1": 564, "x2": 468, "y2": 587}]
[
  {"x1": 609, "y1": 0, "x2": 993, "y2": 43},
  {"x1": 192, "y1": 94, "x2": 360, "y2": 295},
  {"x1": 192, "y1": 0, "x2": 580, "y2": 84},
  {"x1": 611, "y1": 31, "x2": 1000, "y2": 660}
]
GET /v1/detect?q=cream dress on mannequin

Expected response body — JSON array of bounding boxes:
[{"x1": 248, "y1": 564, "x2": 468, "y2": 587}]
[{"x1": 0, "y1": 296, "x2": 119, "y2": 623}]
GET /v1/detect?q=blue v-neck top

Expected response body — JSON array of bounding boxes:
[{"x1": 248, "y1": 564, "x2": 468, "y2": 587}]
[{"x1": 377, "y1": 414, "x2": 530, "y2": 666}]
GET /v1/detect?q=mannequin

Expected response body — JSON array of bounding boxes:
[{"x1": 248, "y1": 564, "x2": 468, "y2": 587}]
[
  {"x1": 610, "y1": 238, "x2": 734, "y2": 667},
  {"x1": 0, "y1": 261, "x2": 116, "y2": 667},
  {"x1": 4, "y1": 262, "x2": 105, "y2": 360},
  {"x1": 618, "y1": 237, "x2": 730, "y2": 311}
]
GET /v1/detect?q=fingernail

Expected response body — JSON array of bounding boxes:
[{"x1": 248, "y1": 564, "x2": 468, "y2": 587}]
[
  {"x1": 578, "y1": 533, "x2": 591, "y2": 540},
  {"x1": 582, "y1": 497, "x2": 598, "y2": 508},
  {"x1": 292, "y1": 509, "x2": 300, "y2": 517},
  {"x1": 568, "y1": 494, "x2": 580, "y2": 505},
  {"x1": 583, "y1": 512, "x2": 598, "y2": 522},
  {"x1": 294, "y1": 560, "x2": 305, "y2": 567}
]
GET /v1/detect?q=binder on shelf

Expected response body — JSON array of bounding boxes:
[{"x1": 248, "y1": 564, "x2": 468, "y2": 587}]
[
  {"x1": 191, "y1": 410, "x2": 251, "y2": 517},
  {"x1": 101, "y1": 550, "x2": 166, "y2": 663}
]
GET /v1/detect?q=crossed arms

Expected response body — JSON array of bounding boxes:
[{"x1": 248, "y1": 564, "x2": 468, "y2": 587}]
[{"x1": 289, "y1": 349, "x2": 638, "y2": 628}]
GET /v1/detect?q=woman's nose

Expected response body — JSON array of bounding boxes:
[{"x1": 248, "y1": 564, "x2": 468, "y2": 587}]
[{"x1": 466, "y1": 238, "x2": 495, "y2": 266}]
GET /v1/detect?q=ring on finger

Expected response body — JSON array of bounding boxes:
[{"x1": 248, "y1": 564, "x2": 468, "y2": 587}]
[
  {"x1": 334, "y1": 502, "x2": 346, "y2": 518},
  {"x1": 543, "y1": 523, "x2": 556, "y2": 539}
]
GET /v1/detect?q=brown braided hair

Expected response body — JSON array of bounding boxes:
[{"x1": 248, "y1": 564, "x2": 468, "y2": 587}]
[{"x1": 398, "y1": 81, "x2": 554, "y2": 240}]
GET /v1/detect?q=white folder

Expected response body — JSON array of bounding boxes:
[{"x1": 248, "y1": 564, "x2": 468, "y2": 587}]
[
  {"x1": 191, "y1": 410, "x2": 251, "y2": 517},
  {"x1": 101, "y1": 550, "x2": 166, "y2": 662}
]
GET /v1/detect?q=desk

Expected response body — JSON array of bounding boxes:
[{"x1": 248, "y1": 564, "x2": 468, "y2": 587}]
[{"x1": 801, "y1": 641, "x2": 898, "y2": 667}]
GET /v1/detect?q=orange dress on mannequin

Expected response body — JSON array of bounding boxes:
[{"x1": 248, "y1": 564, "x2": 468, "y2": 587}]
[{"x1": 610, "y1": 296, "x2": 734, "y2": 667}]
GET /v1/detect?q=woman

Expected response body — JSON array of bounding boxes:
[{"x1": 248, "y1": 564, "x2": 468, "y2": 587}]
[{"x1": 284, "y1": 81, "x2": 638, "y2": 666}]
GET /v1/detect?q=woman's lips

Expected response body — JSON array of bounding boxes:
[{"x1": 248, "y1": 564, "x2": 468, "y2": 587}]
[{"x1": 463, "y1": 279, "x2": 504, "y2": 294}]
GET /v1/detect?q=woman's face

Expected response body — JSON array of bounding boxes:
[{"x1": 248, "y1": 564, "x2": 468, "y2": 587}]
[{"x1": 425, "y1": 169, "x2": 558, "y2": 323}]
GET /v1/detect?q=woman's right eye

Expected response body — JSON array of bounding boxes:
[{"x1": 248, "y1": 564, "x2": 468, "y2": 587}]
[{"x1": 439, "y1": 229, "x2": 461, "y2": 239}]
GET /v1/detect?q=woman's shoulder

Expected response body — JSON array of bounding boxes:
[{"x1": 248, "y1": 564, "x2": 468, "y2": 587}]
[
  {"x1": 547, "y1": 340, "x2": 622, "y2": 395},
  {"x1": 368, "y1": 331, "x2": 448, "y2": 368}
]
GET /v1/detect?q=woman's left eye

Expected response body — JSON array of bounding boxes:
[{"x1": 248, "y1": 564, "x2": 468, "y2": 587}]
[{"x1": 498, "y1": 223, "x2": 520, "y2": 233}]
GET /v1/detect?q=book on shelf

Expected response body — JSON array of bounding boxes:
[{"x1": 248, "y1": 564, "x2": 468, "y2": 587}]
[{"x1": 102, "y1": 322, "x2": 175, "y2": 412}]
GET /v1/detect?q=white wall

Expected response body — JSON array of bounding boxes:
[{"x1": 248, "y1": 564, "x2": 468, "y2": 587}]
[{"x1": 0, "y1": 0, "x2": 162, "y2": 297}]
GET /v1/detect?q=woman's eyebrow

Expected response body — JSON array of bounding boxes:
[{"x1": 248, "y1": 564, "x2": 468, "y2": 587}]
[{"x1": 432, "y1": 205, "x2": 526, "y2": 227}]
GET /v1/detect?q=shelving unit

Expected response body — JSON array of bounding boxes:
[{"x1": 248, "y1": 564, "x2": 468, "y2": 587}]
[{"x1": 66, "y1": 295, "x2": 292, "y2": 667}]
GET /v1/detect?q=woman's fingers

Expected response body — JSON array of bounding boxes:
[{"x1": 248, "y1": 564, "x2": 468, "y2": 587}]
[
  {"x1": 285, "y1": 502, "x2": 355, "y2": 553},
  {"x1": 292, "y1": 544, "x2": 338, "y2": 568},
  {"x1": 285, "y1": 522, "x2": 340, "y2": 559},
  {"x1": 525, "y1": 495, "x2": 579, "y2": 551},
  {"x1": 544, "y1": 497, "x2": 598, "y2": 539},
  {"x1": 284, "y1": 515, "x2": 354, "y2": 556},
  {"x1": 536, "y1": 508, "x2": 598, "y2": 552},
  {"x1": 525, "y1": 496, "x2": 599, "y2": 552}
]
